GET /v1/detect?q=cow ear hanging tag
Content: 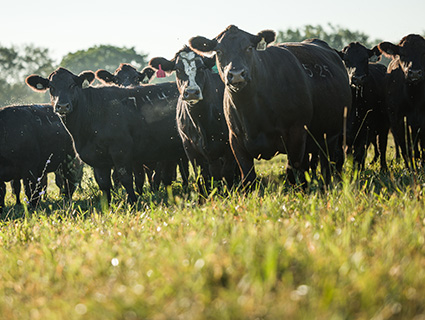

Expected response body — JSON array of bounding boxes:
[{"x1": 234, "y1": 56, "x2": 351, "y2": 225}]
[
  {"x1": 256, "y1": 38, "x2": 267, "y2": 51},
  {"x1": 212, "y1": 64, "x2": 219, "y2": 74},
  {"x1": 157, "y1": 64, "x2": 166, "y2": 78},
  {"x1": 82, "y1": 79, "x2": 90, "y2": 89}
]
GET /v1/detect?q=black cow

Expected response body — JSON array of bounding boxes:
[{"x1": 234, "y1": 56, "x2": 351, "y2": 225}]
[
  {"x1": 189, "y1": 25, "x2": 351, "y2": 187},
  {"x1": 378, "y1": 34, "x2": 425, "y2": 168},
  {"x1": 337, "y1": 42, "x2": 390, "y2": 171},
  {"x1": 0, "y1": 104, "x2": 82, "y2": 211},
  {"x1": 95, "y1": 63, "x2": 188, "y2": 189},
  {"x1": 26, "y1": 68, "x2": 186, "y2": 203},
  {"x1": 96, "y1": 63, "x2": 155, "y2": 87},
  {"x1": 149, "y1": 47, "x2": 239, "y2": 189}
]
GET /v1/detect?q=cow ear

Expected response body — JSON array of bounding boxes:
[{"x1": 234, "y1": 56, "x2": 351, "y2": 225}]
[
  {"x1": 368, "y1": 45, "x2": 382, "y2": 62},
  {"x1": 95, "y1": 69, "x2": 115, "y2": 84},
  {"x1": 78, "y1": 71, "x2": 95, "y2": 89},
  {"x1": 189, "y1": 36, "x2": 218, "y2": 55},
  {"x1": 149, "y1": 57, "x2": 175, "y2": 73},
  {"x1": 335, "y1": 50, "x2": 345, "y2": 60},
  {"x1": 139, "y1": 66, "x2": 155, "y2": 84},
  {"x1": 252, "y1": 30, "x2": 275, "y2": 51},
  {"x1": 26, "y1": 75, "x2": 49, "y2": 92},
  {"x1": 257, "y1": 30, "x2": 275, "y2": 44},
  {"x1": 378, "y1": 41, "x2": 399, "y2": 58}
]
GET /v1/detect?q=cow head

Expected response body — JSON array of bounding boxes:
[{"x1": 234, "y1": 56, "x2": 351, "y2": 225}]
[
  {"x1": 338, "y1": 42, "x2": 381, "y2": 87},
  {"x1": 149, "y1": 46, "x2": 216, "y2": 104},
  {"x1": 189, "y1": 25, "x2": 275, "y2": 92},
  {"x1": 379, "y1": 34, "x2": 425, "y2": 84},
  {"x1": 96, "y1": 63, "x2": 155, "y2": 87},
  {"x1": 26, "y1": 67, "x2": 95, "y2": 116}
]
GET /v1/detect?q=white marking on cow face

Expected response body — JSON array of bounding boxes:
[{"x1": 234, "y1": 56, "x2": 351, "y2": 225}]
[{"x1": 179, "y1": 51, "x2": 203, "y2": 102}]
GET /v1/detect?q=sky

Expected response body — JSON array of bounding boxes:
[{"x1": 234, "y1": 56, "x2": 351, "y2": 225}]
[{"x1": 1, "y1": 0, "x2": 424, "y2": 64}]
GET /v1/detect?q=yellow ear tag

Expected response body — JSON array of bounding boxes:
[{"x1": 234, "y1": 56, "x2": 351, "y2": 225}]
[
  {"x1": 82, "y1": 79, "x2": 90, "y2": 89},
  {"x1": 256, "y1": 38, "x2": 267, "y2": 51},
  {"x1": 36, "y1": 83, "x2": 44, "y2": 90}
]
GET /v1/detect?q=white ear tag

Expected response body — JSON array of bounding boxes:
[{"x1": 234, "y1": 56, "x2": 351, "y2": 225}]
[
  {"x1": 256, "y1": 38, "x2": 267, "y2": 51},
  {"x1": 36, "y1": 83, "x2": 44, "y2": 90},
  {"x1": 82, "y1": 79, "x2": 90, "y2": 89}
]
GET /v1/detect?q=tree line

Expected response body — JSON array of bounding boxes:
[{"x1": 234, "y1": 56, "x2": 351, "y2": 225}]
[{"x1": 0, "y1": 24, "x2": 402, "y2": 107}]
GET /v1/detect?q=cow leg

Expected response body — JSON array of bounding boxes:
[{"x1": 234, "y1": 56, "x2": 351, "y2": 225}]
[
  {"x1": 229, "y1": 132, "x2": 256, "y2": 188},
  {"x1": 59, "y1": 159, "x2": 83, "y2": 200},
  {"x1": 114, "y1": 166, "x2": 137, "y2": 204},
  {"x1": 0, "y1": 182, "x2": 6, "y2": 213},
  {"x1": 132, "y1": 164, "x2": 145, "y2": 196},
  {"x1": 284, "y1": 127, "x2": 307, "y2": 185},
  {"x1": 93, "y1": 167, "x2": 112, "y2": 204},
  {"x1": 221, "y1": 153, "x2": 240, "y2": 189},
  {"x1": 12, "y1": 180, "x2": 21, "y2": 205},
  {"x1": 377, "y1": 129, "x2": 389, "y2": 172},
  {"x1": 160, "y1": 161, "x2": 177, "y2": 187},
  {"x1": 111, "y1": 168, "x2": 121, "y2": 189},
  {"x1": 179, "y1": 158, "x2": 190, "y2": 187}
]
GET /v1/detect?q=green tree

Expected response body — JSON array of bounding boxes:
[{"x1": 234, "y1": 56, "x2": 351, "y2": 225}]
[
  {"x1": 275, "y1": 23, "x2": 380, "y2": 50},
  {"x1": 0, "y1": 44, "x2": 54, "y2": 107},
  {"x1": 60, "y1": 45, "x2": 148, "y2": 74}
]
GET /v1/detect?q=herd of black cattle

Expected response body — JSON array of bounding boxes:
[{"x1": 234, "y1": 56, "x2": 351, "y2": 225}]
[{"x1": 1, "y1": 25, "x2": 424, "y2": 210}]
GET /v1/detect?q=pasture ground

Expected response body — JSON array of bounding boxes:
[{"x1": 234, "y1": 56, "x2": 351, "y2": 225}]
[{"x1": 1, "y1": 141, "x2": 425, "y2": 319}]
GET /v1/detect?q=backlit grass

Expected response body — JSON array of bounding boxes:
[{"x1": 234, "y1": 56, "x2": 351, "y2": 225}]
[{"x1": 1, "y1": 150, "x2": 425, "y2": 319}]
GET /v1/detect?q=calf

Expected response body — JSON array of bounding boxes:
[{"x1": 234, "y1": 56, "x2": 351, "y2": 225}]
[
  {"x1": 26, "y1": 68, "x2": 186, "y2": 203},
  {"x1": 378, "y1": 34, "x2": 425, "y2": 168},
  {"x1": 0, "y1": 104, "x2": 82, "y2": 211},
  {"x1": 149, "y1": 47, "x2": 239, "y2": 189},
  {"x1": 189, "y1": 25, "x2": 351, "y2": 187},
  {"x1": 337, "y1": 42, "x2": 390, "y2": 170}
]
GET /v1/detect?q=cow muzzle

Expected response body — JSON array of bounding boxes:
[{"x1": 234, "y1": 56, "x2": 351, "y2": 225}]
[
  {"x1": 183, "y1": 87, "x2": 203, "y2": 104},
  {"x1": 226, "y1": 69, "x2": 248, "y2": 91},
  {"x1": 407, "y1": 69, "x2": 423, "y2": 83},
  {"x1": 351, "y1": 74, "x2": 367, "y2": 87},
  {"x1": 55, "y1": 103, "x2": 71, "y2": 116}
]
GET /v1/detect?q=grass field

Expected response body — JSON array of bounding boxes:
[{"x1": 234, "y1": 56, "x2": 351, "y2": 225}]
[{"x1": 1, "y1": 144, "x2": 425, "y2": 319}]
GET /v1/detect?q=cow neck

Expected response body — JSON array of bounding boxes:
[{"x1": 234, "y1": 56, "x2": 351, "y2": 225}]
[
  {"x1": 187, "y1": 72, "x2": 222, "y2": 117},
  {"x1": 61, "y1": 87, "x2": 99, "y2": 140}
]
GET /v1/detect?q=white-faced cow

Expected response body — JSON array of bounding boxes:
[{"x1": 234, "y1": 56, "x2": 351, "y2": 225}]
[
  {"x1": 0, "y1": 104, "x2": 82, "y2": 211},
  {"x1": 95, "y1": 63, "x2": 189, "y2": 189},
  {"x1": 96, "y1": 63, "x2": 155, "y2": 87},
  {"x1": 149, "y1": 47, "x2": 239, "y2": 189},
  {"x1": 378, "y1": 34, "x2": 425, "y2": 168},
  {"x1": 26, "y1": 68, "x2": 186, "y2": 204},
  {"x1": 337, "y1": 42, "x2": 390, "y2": 171},
  {"x1": 189, "y1": 25, "x2": 351, "y2": 187}
]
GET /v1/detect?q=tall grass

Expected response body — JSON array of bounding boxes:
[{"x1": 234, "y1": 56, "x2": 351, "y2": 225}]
[{"x1": 1, "y1": 150, "x2": 425, "y2": 319}]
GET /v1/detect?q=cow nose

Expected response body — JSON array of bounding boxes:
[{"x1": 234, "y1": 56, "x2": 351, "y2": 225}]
[
  {"x1": 351, "y1": 74, "x2": 366, "y2": 86},
  {"x1": 408, "y1": 69, "x2": 423, "y2": 82},
  {"x1": 227, "y1": 69, "x2": 247, "y2": 86},
  {"x1": 183, "y1": 87, "x2": 202, "y2": 101},
  {"x1": 56, "y1": 103, "x2": 70, "y2": 114}
]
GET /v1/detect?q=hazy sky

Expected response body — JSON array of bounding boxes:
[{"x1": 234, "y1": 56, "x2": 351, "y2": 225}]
[{"x1": 1, "y1": 0, "x2": 424, "y2": 64}]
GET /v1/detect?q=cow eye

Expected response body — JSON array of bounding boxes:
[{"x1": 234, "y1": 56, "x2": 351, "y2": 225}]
[
  {"x1": 216, "y1": 50, "x2": 223, "y2": 58},
  {"x1": 246, "y1": 46, "x2": 254, "y2": 53}
]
